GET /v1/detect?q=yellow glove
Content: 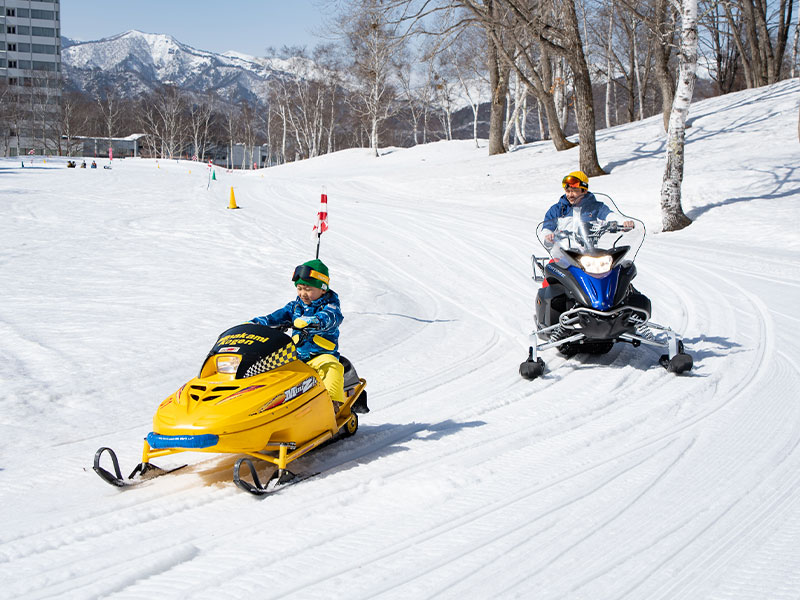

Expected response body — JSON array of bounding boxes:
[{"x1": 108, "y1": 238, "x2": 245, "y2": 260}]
[{"x1": 293, "y1": 316, "x2": 319, "y2": 329}]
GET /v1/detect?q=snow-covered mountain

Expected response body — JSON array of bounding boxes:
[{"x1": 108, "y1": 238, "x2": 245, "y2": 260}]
[{"x1": 62, "y1": 30, "x2": 311, "y2": 102}]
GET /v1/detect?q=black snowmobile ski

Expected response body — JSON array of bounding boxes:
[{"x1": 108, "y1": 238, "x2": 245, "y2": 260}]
[
  {"x1": 233, "y1": 457, "x2": 320, "y2": 497},
  {"x1": 93, "y1": 446, "x2": 187, "y2": 488}
]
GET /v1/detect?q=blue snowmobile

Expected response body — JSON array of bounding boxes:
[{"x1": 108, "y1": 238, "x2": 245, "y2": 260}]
[{"x1": 520, "y1": 194, "x2": 693, "y2": 380}]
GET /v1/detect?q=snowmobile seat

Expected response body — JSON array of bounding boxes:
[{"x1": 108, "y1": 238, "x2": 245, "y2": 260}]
[
  {"x1": 339, "y1": 355, "x2": 360, "y2": 390},
  {"x1": 340, "y1": 355, "x2": 369, "y2": 413}
]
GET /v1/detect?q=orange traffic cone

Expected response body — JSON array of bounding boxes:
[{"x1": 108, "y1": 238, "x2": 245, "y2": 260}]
[{"x1": 228, "y1": 187, "x2": 240, "y2": 209}]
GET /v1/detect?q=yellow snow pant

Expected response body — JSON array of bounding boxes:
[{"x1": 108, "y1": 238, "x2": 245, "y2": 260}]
[{"x1": 307, "y1": 354, "x2": 344, "y2": 406}]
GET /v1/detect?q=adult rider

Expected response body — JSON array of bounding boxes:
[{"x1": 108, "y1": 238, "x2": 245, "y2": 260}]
[{"x1": 542, "y1": 171, "x2": 635, "y2": 248}]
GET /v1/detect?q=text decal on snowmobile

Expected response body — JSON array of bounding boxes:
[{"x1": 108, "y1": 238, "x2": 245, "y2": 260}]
[
  {"x1": 217, "y1": 333, "x2": 271, "y2": 346},
  {"x1": 286, "y1": 376, "x2": 317, "y2": 401},
  {"x1": 251, "y1": 376, "x2": 317, "y2": 415}
]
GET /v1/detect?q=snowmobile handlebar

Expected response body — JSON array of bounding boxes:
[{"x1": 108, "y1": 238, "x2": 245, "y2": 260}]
[{"x1": 549, "y1": 220, "x2": 633, "y2": 251}]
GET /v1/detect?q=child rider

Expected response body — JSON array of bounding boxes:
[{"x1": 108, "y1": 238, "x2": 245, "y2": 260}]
[{"x1": 249, "y1": 259, "x2": 345, "y2": 412}]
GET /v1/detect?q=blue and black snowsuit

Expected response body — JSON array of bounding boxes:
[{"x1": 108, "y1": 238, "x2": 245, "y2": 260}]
[{"x1": 250, "y1": 290, "x2": 343, "y2": 361}]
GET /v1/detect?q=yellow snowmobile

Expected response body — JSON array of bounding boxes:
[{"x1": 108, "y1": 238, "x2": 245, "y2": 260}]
[{"x1": 94, "y1": 323, "x2": 368, "y2": 495}]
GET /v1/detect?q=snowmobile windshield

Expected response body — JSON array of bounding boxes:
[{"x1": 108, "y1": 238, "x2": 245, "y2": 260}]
[
  {"x1": 200, "y1": 324, "x2": 298, "y2": 379},
  {"x1": 535, "y1": 194, "x2": 644, "y2": 264}
]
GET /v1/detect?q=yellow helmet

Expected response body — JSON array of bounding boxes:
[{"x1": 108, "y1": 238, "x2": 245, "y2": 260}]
[{"x1": 562, "y1": 171, "x2": 589, "y2": 190}]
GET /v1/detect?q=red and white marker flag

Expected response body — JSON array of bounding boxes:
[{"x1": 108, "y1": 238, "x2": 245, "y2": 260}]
[
  {"x1": 312, "y1": 192, "x2": 328, "y2": 259},
  {"x1": 312, "y1": 193, "x2": 329, "y2": 234}
]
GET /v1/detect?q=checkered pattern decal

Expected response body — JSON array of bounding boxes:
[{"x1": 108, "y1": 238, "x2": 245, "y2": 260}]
[{"x1": 243, "y1": 343, "x2": 297, "y2": 378}]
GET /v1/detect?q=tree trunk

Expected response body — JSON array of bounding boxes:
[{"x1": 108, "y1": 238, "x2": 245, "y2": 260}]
[
  {"x1": 724, "y1": 0, "x2": 793, "y2": 87},
  {"x1": 537, "y1": 98, "x2": 546, "y2": 139},
  {"x1": 534, "y1": 50, "x2": 575, "y2": 149},
  {"x1": 605, "y1": 10, "x2": 614, "y2": 129},
  {"x1": 632, "y1": 26, "x2": 644, "y2": 121},
  {"x1": 722, "y1": 0, "x2": 755, "y2": 87},
  {"x1": 660, "y1": 0, "x2": 697, "y2": 232},
  {"x1": 472, "y1": 103, "x2": 479, "y2": 147},
  {"x1": 653, "y1": 0, "x2": 676, "y2": 131},
  {"x1": 371, "y1": 115, "x2": 379, "y2": 157},
  {"x1": 503, "y1": 89, "x2": 513, "y2": 149},
  {"x1": 533, "y1": 86, "x2": 575, "y2": 148},
  {"x1": 487, "y1": 20, "x2": 509, "y2": 155},
  {"x1": 563, "y1": 0, "x2": 604, "y2": 176}
]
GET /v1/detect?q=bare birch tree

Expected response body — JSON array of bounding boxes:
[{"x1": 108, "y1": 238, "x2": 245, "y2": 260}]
[
  {"x1": 59, "y1": 90, "x2": 91, "y2": 156},
  {"x1": 660, "y1": 0, "x2": 697, "y2": 231},
  {"x1": 604, "y1": 6, "x2": 616, "y2": 128},
  {"x1": 188, "y1": 93, "x2": 215, "y2": 161},
  {"x1": 485, "y1": 0, "x2": 512, "y2": 154},
  {"x1": 721, "y1": 0, "x2": 794, "y2": 87},
  {"x1": 0, "y1": 80, "x2": 14, "y2": 156},
  {"x1": 699, "y1": 0, "x2": 742, "y2": 94},
  {"x1": 448, "y1": 24, "x2": 491, "y2": 147},
  {"x1": 238, "y1": 100, "x2": 258, "y2": 168},
  {"x1": 615, "y1": 0, "x2": 677, "y2": 131},
  {"x1": 396, "y1": 58, "x2": 425, "y2": 145},
  {"x1": 432, "y1": 55, "x2": 460, "y2": 140},
  {"x1": 338, "y1": 0, "x2": 404, "y2": 157},
  {"x1": 792, "y1": 16, "x2": 799, "y2": 78},
  {"x1": 95, "y1": 86, "x2": 122, "y2": 149},
  {"x1": 153, "y1": 85, "x2": 187, "y2": 159},
  {"x1": 459, "y1": 0, "x2": 603, "y2": 172}
]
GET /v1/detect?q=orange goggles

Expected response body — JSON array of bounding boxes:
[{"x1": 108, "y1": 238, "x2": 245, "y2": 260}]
[
  {"x1": 292, "y1": 265, "x2": 330, "y2": 285},
  {"x1": 562, "y1": 175, "x2": 587, "y2": 189}
]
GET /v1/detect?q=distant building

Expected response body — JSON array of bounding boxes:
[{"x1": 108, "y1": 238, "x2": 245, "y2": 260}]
[
  {"x1": 70, "y1": 134, "x2": 147, "y2": 159},
  {"x1": 0, "y1": 0, "x2": 62, "y2": 156},
  {"x1": 226, "y1": 143, "x2": 271, "y2": 169}
]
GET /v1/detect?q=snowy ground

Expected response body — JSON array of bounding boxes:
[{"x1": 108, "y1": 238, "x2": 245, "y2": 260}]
[{"x1": 1, "y1": 79, "x2": 799, "y2": 600}]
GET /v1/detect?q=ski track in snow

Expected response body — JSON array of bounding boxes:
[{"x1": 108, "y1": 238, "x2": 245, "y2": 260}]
[{"x1": 1, "y1": 80, "x2": 799, "y2": 599}]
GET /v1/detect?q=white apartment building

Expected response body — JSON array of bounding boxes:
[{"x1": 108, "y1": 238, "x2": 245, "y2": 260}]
[{"x1": 0, "y1": 0, "x2": 61, "y2": 156}]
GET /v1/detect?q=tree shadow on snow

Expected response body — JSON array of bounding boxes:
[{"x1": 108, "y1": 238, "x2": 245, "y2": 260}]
[
  {"x1": 600, "y1": 86, "x2": 796, "y2": 174},
  {"x1": 687, "y1": 172, "x2": 800, "y2": 220}
]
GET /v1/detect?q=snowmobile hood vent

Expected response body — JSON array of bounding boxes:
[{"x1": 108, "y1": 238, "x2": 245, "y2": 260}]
[{"x1": 189, "y1": 384, "x2": 249, "y2": 402}]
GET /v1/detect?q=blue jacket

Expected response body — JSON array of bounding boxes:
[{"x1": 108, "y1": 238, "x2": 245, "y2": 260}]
[
  {"x1": 542, "y1": 192, "x2": 613, "y2": 232},
  {"x1": 250, "y1": 290, "x2": 343, "y2": 360}
]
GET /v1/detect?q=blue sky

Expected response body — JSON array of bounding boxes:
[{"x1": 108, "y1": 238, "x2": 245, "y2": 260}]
[{"x1": 61, "y1": 0, "x2": 330, "y2": 56}]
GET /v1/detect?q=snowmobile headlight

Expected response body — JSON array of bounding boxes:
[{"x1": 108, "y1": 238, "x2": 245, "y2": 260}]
[
  {"x1": 579, "y1": 254, "x2": 613, "y2": 274},
  {"x1": 216, "y1": 355, "x2": 241, "y2": 374}
]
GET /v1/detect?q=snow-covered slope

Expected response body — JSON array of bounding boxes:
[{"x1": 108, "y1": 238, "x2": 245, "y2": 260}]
[
  {"x1": 1, "y1": 79, "x2": 799, "y2": 599},
  {"x1": 62, "y1": 30, "x2": 296, "y2": 101}
]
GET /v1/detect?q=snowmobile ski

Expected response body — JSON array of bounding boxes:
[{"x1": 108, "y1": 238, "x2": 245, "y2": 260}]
[
  {"x1": 519, "y1": 347, "x2": 545, "y2": 380},
  {"x1": 233, "y1": 457, "x2": 320, "y2": 496},
  {"x1": 93, "y1": 446, "x2": 186, "y2": 488}
]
